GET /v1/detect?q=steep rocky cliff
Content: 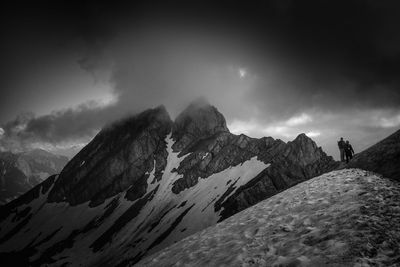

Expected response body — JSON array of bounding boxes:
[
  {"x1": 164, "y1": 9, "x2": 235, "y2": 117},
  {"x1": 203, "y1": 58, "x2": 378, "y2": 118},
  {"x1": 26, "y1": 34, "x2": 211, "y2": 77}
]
[{"x1": 0, "y1": 101, "x2": 337, "y2": 266}]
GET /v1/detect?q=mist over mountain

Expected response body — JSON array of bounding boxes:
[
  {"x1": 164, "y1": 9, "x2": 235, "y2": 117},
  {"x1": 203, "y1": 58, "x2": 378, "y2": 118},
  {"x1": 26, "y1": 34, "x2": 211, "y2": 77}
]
[{"x1": 1, "y1": 0, "x2": 400, "y2": 161}]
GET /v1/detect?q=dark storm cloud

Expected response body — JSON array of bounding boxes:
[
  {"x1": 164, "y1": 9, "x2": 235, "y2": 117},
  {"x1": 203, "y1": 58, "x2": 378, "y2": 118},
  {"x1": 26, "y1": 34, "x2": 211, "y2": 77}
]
[
  {"x1": 1, "y1": 0, "x2": 400, "y2": 158},
  {"x1": 0, "y1": 102, "x2": 115, "y2": 151},
  {"x1": 73, "y1": 0, "x2": 400, "y2": 117}
]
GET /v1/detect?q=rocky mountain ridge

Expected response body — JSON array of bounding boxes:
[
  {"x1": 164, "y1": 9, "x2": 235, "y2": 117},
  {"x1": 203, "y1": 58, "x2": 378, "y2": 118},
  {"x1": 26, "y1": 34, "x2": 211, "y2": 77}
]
[{"x1": 0, "y1": 101, "x2": 337, "y2": 266}]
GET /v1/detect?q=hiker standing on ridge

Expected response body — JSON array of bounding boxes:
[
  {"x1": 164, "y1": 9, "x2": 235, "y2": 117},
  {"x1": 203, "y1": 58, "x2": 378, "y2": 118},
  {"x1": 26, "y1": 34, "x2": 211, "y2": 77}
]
[
  {"x1": 338, "y1": 137, "x2": 345, "y2": 162},
  {"x1": 344, "y1": 140, "x2": 355, "y2": 163}
]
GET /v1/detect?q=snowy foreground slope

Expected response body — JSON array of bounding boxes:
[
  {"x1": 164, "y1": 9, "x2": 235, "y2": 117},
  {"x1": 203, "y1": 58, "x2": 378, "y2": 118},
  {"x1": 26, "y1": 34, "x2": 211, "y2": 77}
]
[{"x1": 138, "y1": 169, "x2": 400, "y2": 267}]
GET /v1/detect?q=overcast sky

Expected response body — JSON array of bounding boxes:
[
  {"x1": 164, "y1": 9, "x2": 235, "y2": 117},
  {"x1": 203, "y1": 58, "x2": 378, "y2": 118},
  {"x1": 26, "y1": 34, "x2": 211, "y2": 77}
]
[{"x1": 1, "y1": 0, "x2": 400, "y2": 159}]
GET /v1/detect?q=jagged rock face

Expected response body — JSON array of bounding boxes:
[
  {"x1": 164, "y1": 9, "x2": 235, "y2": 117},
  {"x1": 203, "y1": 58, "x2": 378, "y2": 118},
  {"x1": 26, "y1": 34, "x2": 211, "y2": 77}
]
[
  {"x1": 171, "y1": 133, "x2": 264, "y2": 194},
  {"x1": 0, "y1": 102, "x2": 338, "y2": 266},
  {"x1": 216, "y1": 133, "x2": 339, "y2": 221},
  {"x1": 47, "y1": 106, "x2": 172, "y2": 206},
  {"x1": 285, "y1": 133, "x2": 329, "y2": 166},
  {"x1": 346, "y1": 128, "x2": 400, "y2": 181},
  {"x1": 0, "y1": 150, "x2": 68, "y2": 205}
]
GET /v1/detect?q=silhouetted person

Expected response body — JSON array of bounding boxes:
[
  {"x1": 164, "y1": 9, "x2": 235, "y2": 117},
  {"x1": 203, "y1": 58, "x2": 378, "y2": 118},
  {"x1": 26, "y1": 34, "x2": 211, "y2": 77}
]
[
  {"x1": 344, "y1": 140, "x2": 354, "y2": 163},
  {"x1": 338, "y1": 137, "x2": 345, "y2": 162}
]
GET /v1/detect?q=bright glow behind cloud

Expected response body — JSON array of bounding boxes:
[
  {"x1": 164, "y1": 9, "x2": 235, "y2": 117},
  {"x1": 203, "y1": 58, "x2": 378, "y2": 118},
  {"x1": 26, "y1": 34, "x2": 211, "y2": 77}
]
[
  {"x1": 229, "y1": 112, "x2": 317, "y2": 139},
  {"x1": 262, "y1": 113, "x2": 315, "y2": 138},
  {"x1": 306, "y1": 131, "x2": 321, "y2": 137},
  {"x1": 238, "y1": 68, "x2": 247, "y2": 78},
  {"x1": 378, "y1": 113, "x2": 400, "y2": 128},
  {"x1": 286, "y1": 113, "x2": 313, "y2": 126},
  {"x1": 228, "y1": 119, "x2": 259, "y2": 136}
]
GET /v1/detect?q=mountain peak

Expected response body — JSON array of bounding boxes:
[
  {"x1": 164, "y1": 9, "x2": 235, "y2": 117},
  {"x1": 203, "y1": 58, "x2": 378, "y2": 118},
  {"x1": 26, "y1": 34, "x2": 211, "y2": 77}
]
[
  {"x1": 292, "y1": 133, "x2": 316, "y2": 146},
  {"x1": 292, "y1": 133, "x2": 314, "y2": 144},
  {"x1": 172, "y1": 100, "x2": 229, "y2": 152},
  {"x1": 47, "y1": 106, "x2": 173, "y2": 206},
  {"x1": 286, "y1": 133, "x2": 333, "y2": 167}
]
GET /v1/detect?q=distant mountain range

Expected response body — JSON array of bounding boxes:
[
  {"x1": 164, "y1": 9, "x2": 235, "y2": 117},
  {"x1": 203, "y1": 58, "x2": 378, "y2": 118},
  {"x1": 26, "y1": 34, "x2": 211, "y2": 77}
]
[
  {"x1": 0, "y1": 100, "x2": 398, "y2": 266},
  {"x1": 0, "y1": 149, "x2": 68, "y2": 205}
]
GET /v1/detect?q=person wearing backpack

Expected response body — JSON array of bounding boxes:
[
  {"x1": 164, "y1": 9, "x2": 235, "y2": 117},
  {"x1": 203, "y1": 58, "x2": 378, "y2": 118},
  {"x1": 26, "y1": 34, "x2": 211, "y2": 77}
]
[{"x1": 344, "y1": 140, "x2": 355, "y2": 163}]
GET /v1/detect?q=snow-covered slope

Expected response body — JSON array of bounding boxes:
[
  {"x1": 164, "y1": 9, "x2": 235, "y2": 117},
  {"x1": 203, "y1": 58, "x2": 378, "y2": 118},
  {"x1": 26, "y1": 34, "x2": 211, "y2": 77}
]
[{"x1": 138, "y1": 168, "x2": 400, "y2": 267}]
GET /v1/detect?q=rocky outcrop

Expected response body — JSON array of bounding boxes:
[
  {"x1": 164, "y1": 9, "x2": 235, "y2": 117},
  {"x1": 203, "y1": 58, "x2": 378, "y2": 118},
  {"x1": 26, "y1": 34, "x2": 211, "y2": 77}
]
[
  {"x1": 47, "y1": 105, "x2": 172, "y2": 206},
  {"x1": 346, "y1": 128, "x2": 400, "y2": 181},
  {"x1": 170, "y1": 133, "x2": 264, "y2": 194}
]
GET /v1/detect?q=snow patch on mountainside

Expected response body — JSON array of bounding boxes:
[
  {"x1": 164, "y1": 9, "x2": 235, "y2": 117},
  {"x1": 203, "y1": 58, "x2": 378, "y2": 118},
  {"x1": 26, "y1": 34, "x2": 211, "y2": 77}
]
[
  {"x1": 144, "y1": 156, "x2": 270, "y2": 256},
  {"x1": 138, "y1": 169, "x2": 400, "y2": 267},
  {"x1": 87, "y1": 134, "x2": 270, "y2": 263}
]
